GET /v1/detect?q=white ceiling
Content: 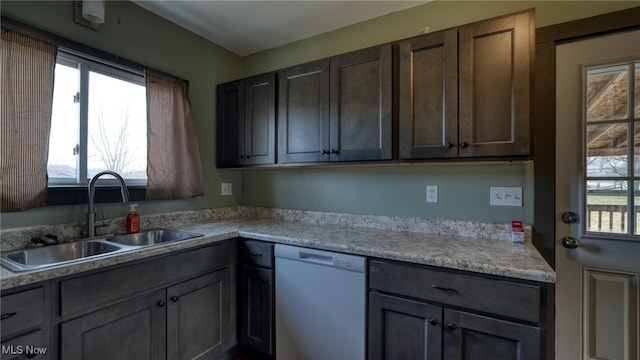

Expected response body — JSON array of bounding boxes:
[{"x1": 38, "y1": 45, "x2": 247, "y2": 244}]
[{"x1": 132, "y1": 1, "x2": 429, "y2": 57}]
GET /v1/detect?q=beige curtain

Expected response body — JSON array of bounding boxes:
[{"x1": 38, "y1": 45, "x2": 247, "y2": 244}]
[
  {"x1": 145, "y1": 71, "x2": 204, "y2": 200},
  {"x1": 0, "y1": 27, "x2": 57, "y2": 212}
]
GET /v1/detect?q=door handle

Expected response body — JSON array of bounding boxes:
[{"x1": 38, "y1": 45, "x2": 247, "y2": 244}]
[
  {"x1": 562, "y1": 236, "x2": 580, "y2": 249},
  {"x1": 562, "y1": 212, "x2": 579, "y2": 224}
]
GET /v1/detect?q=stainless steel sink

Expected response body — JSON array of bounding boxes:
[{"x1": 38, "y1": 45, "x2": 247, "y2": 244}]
[
  {"x1": 0, "y1": 239, "x2": 130, "y2": 272},
  {"x1": 106, "y1": 229, "x2": 203, "y2": 247}
]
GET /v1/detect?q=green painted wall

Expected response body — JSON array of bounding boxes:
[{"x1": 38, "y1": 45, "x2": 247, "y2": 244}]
[
  {"x1": 0, "y1": 1, "x2": 243, "y2": 228},
  {"x1": 239, "y1": 1, "x2": 637, "y2": 223},
  {"x1": 242, "y1": 163, "x2": 535, "y2": 223}
]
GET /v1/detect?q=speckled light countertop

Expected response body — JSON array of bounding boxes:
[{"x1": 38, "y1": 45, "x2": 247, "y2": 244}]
[{"x1": 0, "y1": 208, "x2": 556, "y2": 290}]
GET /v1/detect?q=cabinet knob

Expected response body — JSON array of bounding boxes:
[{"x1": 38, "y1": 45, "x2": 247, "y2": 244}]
[
  {"x1": 446, "y1": 322, "x2": 458, "y2": 331},
  {"x1": 321, "y1": 149, "x2": 330, "y2": 155},
  {"x1": 446, "y1": 142, "x2": 455, "y2": 148},
  {"x1": 461, "y1": 142, "x2": 469, "y2": 148},
  {"x1": 171, "y1": 296, "x2": 180, "y2": 303},
  {"x1": 157, "y1": 300, "x2": 166, "y2": 307},
  {"x1": 330, "y1": 149, "x2": 340, "y2": 155},
  {"x1": 245, "y1": 155, "x2": 251, "y2": 159},
  {"x1": 429, "y1": 318, "x2": 439, "y2": 326}
]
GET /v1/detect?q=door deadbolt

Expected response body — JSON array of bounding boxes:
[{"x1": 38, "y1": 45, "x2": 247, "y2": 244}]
[{"x1": 561, "y1": 212, "x2": 579, "y2": 224}]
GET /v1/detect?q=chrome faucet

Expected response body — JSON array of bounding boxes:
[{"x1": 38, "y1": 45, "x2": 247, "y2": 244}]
[{"x1": 86, "y1": 171, "x2": 130, "y2": 238}]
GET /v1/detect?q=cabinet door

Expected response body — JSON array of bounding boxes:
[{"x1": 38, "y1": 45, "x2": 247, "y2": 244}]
[
  {"x1": 239, "y1": 265, "x2": 274, "y2": 356},
  {"x1": 330, "y1": 45, "x2": 393, "y2": 161},
  {"x1": 278, "y1": 60, "x2": 330, "y2": 164},
  {"x1": 167, "y1": 269, "x2": 230, "y2": 360},
  {"x1": 399, "y1": 29, "x2": 458, "y2": 160},
  {"x1": 245, "y1": 73, "x2": 276, "y2": 166},
  {"x1": 368, "y1": 292, "x2": 442, "y2": 360},
  {"x1": 443, "y1": 309, "x2": 540, "y2": 360},
  {"x1": 458, "y1": 10, "x2": 533, "y2": 157},
  {"x1": 60, "y1": 290, "x2": 166, "y2": 360},
  {"x1": 217, "y1": 79, "x2": 245, "y2": 167}
]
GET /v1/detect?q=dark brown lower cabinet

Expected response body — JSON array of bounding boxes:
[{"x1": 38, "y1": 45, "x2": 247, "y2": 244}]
[
  {"x1": 237, "y1": 239, "x2": 275, "y2": 359},
  {"x1": 368, "y1": 259, "x2": 547, "y2": 360},
  {"x1": 443, "y1": 309, "x2": 540, "y2": 360},
  {"x1": 60, "y1": 290, "x2": 167, "y2": 360},
  {"x1": 0, "y1": 285, "x2": 51, "y2": 360},
  {"x1": 60, "y1": 269, "x2": 230, "y2": 360},
  {"x1": 239, "y1": 265, "x2": 274, "y2": 356},
  {"x1": 167, "y1": 270, "x2": 230, "y2": 360},
  {"x1": 369, "y1": 292, "x2": 541, "y2": 360},
  {"x1": 369, "y1": 292, "x2": 442, "y2": 360}
]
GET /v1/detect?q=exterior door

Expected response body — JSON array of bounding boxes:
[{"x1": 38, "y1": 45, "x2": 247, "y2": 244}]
[{"x1": 556, "y1": 30, "x2": 640, "y2": 359}]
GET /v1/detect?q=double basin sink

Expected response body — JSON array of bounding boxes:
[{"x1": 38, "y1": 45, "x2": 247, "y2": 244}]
[{"x1": 1, "y1": 229, "x2": 203, "y2": 272}]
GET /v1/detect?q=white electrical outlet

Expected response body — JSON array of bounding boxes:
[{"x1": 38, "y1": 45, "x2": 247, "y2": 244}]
[
  {"x1": 221, "y1": 183, "x2": 232, "y2": 196},
  {"x1": 490, "y1": 187, "x2": 522, "y2": 206},
  {"x1": 426, "y1": 185, "x2": 438, "y2": 203}
]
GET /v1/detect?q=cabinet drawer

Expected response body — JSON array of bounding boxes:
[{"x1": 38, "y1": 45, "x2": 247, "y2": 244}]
[
  {"x1": 61, "y1": 242, "x2": 229, "y2": 318},
  {"x1": 239, "y1": 240, "x2": 273, "y2": 268},
  {"x1": 1, "y1": 287, "x2": 45, "y2": 339},
  {"x1": 369, "y1": 260, "x2": 541, "y2": 323}
]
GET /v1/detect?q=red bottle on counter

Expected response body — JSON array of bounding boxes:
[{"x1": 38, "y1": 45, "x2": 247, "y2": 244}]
[{"x1": 126, "y1": 204, "x2": 140, "y2": 234}]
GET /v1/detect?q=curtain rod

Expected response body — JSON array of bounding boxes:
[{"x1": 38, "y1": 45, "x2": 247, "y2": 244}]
[{"x1": 1, "y1": 16, "x2": 189, "y2": 88}]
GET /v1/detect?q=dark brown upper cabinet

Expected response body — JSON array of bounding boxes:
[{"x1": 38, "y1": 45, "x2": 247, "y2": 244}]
[
  {"x1": 330, "y1": 44, "x2": 393, "y2": 162},
  {"x1": 458, "y1": 10, "x2": 533, "y2": 158},
  {"x1": 278, "y1": 45, "x2": 393, "y2": 164},
  {"x1": 399, "y1": 29, "x2": 458, "y2": 160},
  {"x1": 278, "y1": 59, "x2": 330, "y2": 164},
  {"x1": 217, "y1": 73, "x2": 276, "y2": 168},
  {"x1": 399, "y1": 10, "x2": 533, "y2": 160}
]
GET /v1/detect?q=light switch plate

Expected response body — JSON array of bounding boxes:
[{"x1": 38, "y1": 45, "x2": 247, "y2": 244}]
[
  {"x1": 426, "y1": 185, "x2": 438, "y2": 203},
  {"x1": 221, "y1": 183, "x2": 232, "y2": 196},
  {"x1": 490, "y1": 187, "x2": 522, "y2": 206}
]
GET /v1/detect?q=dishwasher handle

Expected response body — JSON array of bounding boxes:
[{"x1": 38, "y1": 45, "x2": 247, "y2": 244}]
[
  {"x1": 275, "y1": 244, "x2": 365, "y2": 273},
  {"x1": 299, "y1": 251, "x2": 335, "y2": 266}
]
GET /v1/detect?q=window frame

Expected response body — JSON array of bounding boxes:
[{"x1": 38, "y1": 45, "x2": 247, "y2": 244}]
[
  {"x1": 49, "y1": 48, "x2": 148, "y2": 188},
  {"x1": 582, "y1": 58, "x2": 640, "y2": 239}
]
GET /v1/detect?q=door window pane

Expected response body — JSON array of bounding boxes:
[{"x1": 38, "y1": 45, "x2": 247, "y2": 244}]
[
  {"x1": 587, "y1": 64, "x2": 629, "y2": 122},
  {"x1": 586, "y1": 180, "x2": 628, "y2": 234},
  {"x1": 586, "y1": 123, "x2": 628, "y2": 177},
  {"x1": 48, "y1": 63, "x2": 79, "y2": 180},
  {"x1": 635, "y1": 62, "x2": 639, "y2": 118}
]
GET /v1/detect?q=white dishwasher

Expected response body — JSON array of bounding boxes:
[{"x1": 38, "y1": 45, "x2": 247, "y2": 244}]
[{"x1": 275, "y1": 244, "x2": 366, "y2": 360}]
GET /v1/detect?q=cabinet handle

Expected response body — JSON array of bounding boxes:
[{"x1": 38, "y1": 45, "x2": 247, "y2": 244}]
[
  {"x1": 249, "y1": 252, "x2": 263, "y2": 258},
  {"x1": 321, "y1": 150, "x2": 330, "y2": 155},
  {"x1": 157, "y1": 300, "x2": 166, "y2": 307},
  {"x1": 239, "y1": 155, "x2": 245, "y2": 159},
  {"x1": 171, "y1": 296, "x2": 180, "y2": 303},
  {"x1": 446, "y1": 142, "x2": 455, "y2": 148},
  {"x1": 330, "y1": 149, "x2": 340, "y2": 155},
  {"x1": 461, "y1": 141, "x2": 469, "y2": 148},
  {"x1": 1, "y1": 312, "x2": 16, "y2": 320},
  {"x1": 447, "y1": 322, "x2": 458, "y2": 331},
  {"x1": 431, "y1": 284, "x2": 458, "y2": 294},
  {"x1": 429, "y1": 318, "x2": 439, "y2": 326},
  {"x1": 245, "y1": 155, "x2": 251, "y2": 159}
]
